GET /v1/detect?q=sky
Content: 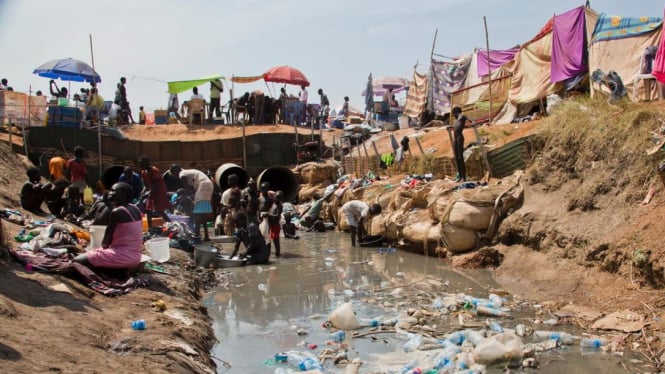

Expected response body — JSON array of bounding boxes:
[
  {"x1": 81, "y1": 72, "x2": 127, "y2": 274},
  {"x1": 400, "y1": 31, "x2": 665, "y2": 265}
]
[{"x1": 1, "y1": 0, "x2": 663, "y2": 115}]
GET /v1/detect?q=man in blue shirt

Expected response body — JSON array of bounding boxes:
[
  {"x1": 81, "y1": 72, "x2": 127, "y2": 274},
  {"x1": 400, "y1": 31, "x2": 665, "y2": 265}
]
[{"x1": 118, "y1": 166, "x2": 143, "y2": 203}]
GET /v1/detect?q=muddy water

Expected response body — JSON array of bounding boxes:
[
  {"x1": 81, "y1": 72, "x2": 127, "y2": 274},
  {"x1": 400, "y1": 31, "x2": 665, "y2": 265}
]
[{"x1": 204, "y1": 231, "x2": 628, "y2": 373}]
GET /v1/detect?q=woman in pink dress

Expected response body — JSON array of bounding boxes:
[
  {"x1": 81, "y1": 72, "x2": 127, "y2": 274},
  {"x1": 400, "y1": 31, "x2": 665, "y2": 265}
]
[{"x1": 74, "y1": 182, "x2": 143, "y2": 270}]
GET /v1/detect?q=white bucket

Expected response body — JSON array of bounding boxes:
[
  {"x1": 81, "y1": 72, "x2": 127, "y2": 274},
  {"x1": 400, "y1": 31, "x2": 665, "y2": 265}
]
[
  {"x1": 145, "y1": 237, "x2": 170, "y2": 263},
  {"x1": 398, "y1": 115, "x2": 409, "y2": 129},
  {"x1": 87, "y1": 225, "x2": 107, "y2": 251}
]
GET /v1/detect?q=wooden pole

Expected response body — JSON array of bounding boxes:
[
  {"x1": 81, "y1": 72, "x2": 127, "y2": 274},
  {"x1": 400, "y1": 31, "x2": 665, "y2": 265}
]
[
  {"x1": 362, "y1": 142, "x2": 371, "y2": 172},
  {"x1": 242, "y1": 120, "x2": 247, "y2": 169},
  {"x1": 483, "y1": 16, "x2": 493, "y2": 124},
  {"x1": 90, "y1": 34, "x2": 102, "y2": 177},
  {"x1": 332, "y1": 135, "x2": 335, "y2": 162},
  {"x1": 415, "y1": 136, "x2": 425, "y2": 155}
]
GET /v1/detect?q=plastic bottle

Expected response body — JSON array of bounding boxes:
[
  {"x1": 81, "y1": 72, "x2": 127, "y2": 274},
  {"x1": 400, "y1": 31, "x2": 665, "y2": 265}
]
[
  {"x1": 475, "y1": 305, "x2": 508, "y2": 318},
  {"x1": 401, "y1": 359, "x2": 420, "y2": 374},
  {"x1": 286, "y1": 350, "x2": 322, "y2": 371},
  {"x1": 487, "y1": 320, "x2": 504, "y2": 333},
  {"x1": 580, "y1": 337, "x2": 605, "y2": 348},
  {"x1": 515, "y1": 324, "x2": 527, "y2": 337},
  {"x1": 488, "y1": 293, "x2": 503, "y2": 308},
  {"x1": 463, "y1": 329, "x2": 485, "y2": 346},
  {"x1": 359, "y1": 318, "x2": 379, "y2": 327},
  {"x1": 534, "y1": 330, "x2": 577, "y2": 345},
  {"x1": 445, "y1": 331, "x2": 466, "y2": 345},
  {"x1": 329, "y1": 330, "x2": 346, "y2": 343},
  {"x1": 403, "y1": 334, "x2": 423, "y2": 352},
  {"x1": 432, "y1": 298, "x2": 444, "y2": 310}
]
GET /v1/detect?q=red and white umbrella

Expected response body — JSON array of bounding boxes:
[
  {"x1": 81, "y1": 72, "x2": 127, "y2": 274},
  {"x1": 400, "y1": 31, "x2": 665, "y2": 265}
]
[{"x1": 263, "y1": 65, "x2": 310, "y2": 87}]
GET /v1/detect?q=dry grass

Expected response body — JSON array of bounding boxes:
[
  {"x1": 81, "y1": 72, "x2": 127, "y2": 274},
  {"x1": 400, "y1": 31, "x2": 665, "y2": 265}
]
[{"x1": 527, "y1": 96, "x2": 664, "y2": 206}]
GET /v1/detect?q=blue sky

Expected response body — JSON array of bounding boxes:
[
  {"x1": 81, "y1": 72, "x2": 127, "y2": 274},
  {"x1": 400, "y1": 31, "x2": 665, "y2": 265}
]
[{"x1": 0, "y1": 0, "x2": 662, "y2": 114}]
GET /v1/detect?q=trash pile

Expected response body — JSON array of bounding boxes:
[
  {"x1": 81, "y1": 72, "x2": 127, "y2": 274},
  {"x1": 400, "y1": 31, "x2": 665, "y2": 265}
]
[{"x1": 264, "y1": 277, "x2": 620, "y2": 373}]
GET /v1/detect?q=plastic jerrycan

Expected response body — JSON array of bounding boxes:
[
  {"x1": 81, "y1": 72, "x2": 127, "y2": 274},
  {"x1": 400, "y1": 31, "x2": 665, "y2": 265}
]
[{"x1": 83, "y1": 186, "x2": 94, "y2": 205}]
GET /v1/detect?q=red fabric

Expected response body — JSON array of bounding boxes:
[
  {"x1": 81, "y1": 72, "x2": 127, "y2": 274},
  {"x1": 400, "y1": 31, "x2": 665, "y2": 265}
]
[
  {"x1": 269, "y1": 223, "x2": 281, "y2": 240},
  {"x1": 67, "y1": 159, "x2": 87, "y2": 182},
  {"x1": 653, "y1": 8, "x2": 665, "y2": 83},
  {"x1": 141, "y1": 166, "x2": 170, "y2": 212}
]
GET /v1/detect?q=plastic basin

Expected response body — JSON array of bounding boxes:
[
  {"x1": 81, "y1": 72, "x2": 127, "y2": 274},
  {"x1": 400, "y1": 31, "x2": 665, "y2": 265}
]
[
  {"x1": 193, "y1": 244, "x2": 217, "y2": 268},
  {"x1": 145, "y1": 237, "x2": 170, "y2": 263}
]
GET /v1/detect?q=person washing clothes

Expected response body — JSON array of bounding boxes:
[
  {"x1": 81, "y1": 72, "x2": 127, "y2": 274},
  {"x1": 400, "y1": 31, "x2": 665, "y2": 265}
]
[{"x1": 340, "y1": 200, "x2": 381, "y2": 247}]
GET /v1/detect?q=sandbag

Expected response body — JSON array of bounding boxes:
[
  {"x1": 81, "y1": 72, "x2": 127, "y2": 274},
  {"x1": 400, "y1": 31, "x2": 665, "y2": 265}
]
[
  {"x1": 328, "y1": 302, "x2": 361, "y2": 330},
  {"x1": 473, "y1": 332, "x2": 523, "y2": 365},
  {"x1": 384, "y1": 211, "x2": 404, "y2": 240},
  {"x1": 441, "y1": 223, "x2": 478, "y2": 253},
  {"x1": 428, "y1": 195, "x2": 450, "y2": 222},
  {"x1": 296, "y1": 160, "x2": 338, "y2": 184},
  {"x1": 391, "y1": 189, "x2": 411, "y2": 210},
  {"x1": 448, "y1": 200, "x2": 495, "y2": 231},
  {"x1": 401, "y1": 209, "x2": 440, "y2": 244}
]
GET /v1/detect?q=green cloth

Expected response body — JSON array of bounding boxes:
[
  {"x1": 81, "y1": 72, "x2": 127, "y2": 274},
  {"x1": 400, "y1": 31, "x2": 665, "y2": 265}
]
[{"x1": 167, "y1": 74, "x2": 225, "y2": 94}]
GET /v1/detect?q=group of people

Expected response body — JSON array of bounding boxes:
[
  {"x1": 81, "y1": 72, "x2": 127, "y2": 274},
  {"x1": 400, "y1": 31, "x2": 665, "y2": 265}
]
[{"x1": 20, "y1": 146, "x2": 88, "y2": 218}]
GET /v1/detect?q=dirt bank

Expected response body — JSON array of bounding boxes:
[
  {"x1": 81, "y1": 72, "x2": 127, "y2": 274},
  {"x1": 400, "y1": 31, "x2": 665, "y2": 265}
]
[{"x1": 0, "y1": 218, "x2": 220, "y2": 374}]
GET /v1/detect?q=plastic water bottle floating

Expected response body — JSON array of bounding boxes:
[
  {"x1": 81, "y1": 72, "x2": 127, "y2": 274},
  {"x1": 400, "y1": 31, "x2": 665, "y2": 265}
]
[{"x1": 329, "y1": 330, "x2": 346, "y2": 342}]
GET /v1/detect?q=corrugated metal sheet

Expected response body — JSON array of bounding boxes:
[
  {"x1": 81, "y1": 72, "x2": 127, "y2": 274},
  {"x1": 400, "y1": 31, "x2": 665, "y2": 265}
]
[{"x1": 487, "y1": 135, "x2": 534, "y2": 178}]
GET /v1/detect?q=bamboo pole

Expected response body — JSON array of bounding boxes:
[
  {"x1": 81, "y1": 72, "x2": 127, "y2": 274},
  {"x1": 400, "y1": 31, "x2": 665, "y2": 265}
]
[{"x1": 483, "y1": 16, "x2": 493, "y2": 124}]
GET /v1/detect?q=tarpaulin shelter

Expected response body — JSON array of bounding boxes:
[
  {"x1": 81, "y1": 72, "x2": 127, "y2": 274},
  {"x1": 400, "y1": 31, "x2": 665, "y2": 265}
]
[
  {"x1": 167, "y1": 74, "x2": 225, "y2": 94},
  {"x1": 588, "y1": 11, "x2": 663, "y2": 102},
  {"x1": 451, "y1": 49, "x2": 512, "y2": 122},
  {"x1": 551, "y1": 6, "x2": 588, "y2": 83}
]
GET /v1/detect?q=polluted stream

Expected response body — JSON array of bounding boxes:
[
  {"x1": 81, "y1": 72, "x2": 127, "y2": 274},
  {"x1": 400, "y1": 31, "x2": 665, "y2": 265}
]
[{"x1": 204, "y1": 231, "x2": 631, "y2": 373}]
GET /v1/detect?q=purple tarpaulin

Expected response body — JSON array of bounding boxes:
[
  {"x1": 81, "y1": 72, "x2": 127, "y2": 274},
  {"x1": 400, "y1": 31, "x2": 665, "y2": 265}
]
[
  {"x1": 477, "y1": 48, "x2": 519, "y2": 77},
  {"x1": 551, "y1": 6, "x2": 587, "y2": 83}
]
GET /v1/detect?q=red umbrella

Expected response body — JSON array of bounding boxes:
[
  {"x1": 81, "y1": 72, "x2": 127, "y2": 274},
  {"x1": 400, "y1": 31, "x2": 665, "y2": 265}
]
[{"x1": 263, "y1": 65, "x2": 310, "y2": 87}]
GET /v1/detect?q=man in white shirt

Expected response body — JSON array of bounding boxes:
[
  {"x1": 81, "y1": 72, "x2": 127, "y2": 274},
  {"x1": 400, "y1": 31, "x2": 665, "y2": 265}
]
[
  {"x1": 299, "y1": 85, "x2": 308, "y2": 125},
  {"x1": 340, "y1": 200, "x2": 381, "y2": 246},
  {"x1": 191, "y1": 87, "x2": 204, "y2": 100}
]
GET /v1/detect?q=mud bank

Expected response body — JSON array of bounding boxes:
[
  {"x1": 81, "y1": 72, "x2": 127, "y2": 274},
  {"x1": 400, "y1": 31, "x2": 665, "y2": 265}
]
[{"x1": 0, "y1": 221, "x2": 219, "y2": 374}]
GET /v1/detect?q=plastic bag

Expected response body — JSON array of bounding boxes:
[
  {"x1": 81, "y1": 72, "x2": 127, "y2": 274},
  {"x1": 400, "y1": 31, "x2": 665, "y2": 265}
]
[{"x1": 259, "y1": 217, "x2": 270, "y2": 244}]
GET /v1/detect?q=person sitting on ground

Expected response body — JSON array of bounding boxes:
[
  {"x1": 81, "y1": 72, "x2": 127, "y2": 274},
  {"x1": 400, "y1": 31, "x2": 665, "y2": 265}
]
[
  {"x1": 88, "y1": 190, "x2": 113, "y2": 226},
  {"x1": 302, "y1": 215, "x2": 326, "y2": 233},
  {"x1": 73, "y1": 182, "x2": 143, "y2": 271},
  {"x1": 118, "y1": 166, "x2": 143, "y2": 203},
  {"x1": 282, "y1": 211, "x2": 299, "y2": 239},
  {"x1": 0, "y1": 78, "x2": 8, "y2": 90},
  {"x1": 20, "y1": 167, "x2": 51, "y2": 215},
  {"x1": 36, "y1": 90, "x2": 43, "y2": 96},
  {"x1": 45, "y1": 178, "x2": 70, "y2": 218},
  {"x1": 49, "y1": 80, "x2": 68, "y2": 98},
  {"x1": 340, "y1": 200, "x2": 382, "y2": 247},
  {"x1": 62, "y1": 186, "x2": 86, "y2": 217}
]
